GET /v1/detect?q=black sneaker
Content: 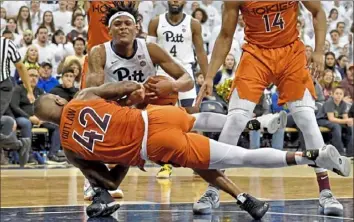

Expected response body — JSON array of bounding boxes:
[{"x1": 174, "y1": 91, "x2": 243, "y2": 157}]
[
  {"x1": 86, "y1": 187, "x2": 120, "y2": 218},
  {"x1": 19, "y1": 138, "x2": 31, "y2": 167},
  {"x1": 237, "y1": 193, "x2": 269, "y2": 220}
]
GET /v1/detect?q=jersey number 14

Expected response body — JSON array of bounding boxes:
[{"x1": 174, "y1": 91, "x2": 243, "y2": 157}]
[{"x1": 262, "y1": 12, "x2": 285, "y2": 32}]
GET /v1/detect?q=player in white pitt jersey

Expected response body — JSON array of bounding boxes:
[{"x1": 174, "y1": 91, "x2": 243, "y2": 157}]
[
  {"x1": 148, "y1": 0, "x2": 208, "y2": 179},
  {"x1": 148, "y1": 0, "x2": 208, "y2": 109},
  {"x1": 83, "y1": 2, "x2": 194, "y2": 201}
]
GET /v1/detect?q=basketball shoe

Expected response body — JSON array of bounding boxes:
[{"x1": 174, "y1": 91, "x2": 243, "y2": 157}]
[
  {"x1": 193, "y1": 186, "x2": 220, "y2": 215},
  {"x1": 257, "y1": 111, "x2": 287, "y2": 133},
  {"x1": 84, "y1": 179, "x2": 124, "y2": 201},
  {"x1": 156, "y1": 164, "x2": 172, "y2": 179},
  {"x1": 86, "y1": 187, "x2": 120, "y2": 218},
  {"x1": 236, "y1": 193, "x2": 269, "y2": 220},
  {"x1": 319, "y1": 189, "x2": 343, "y2": 216}
]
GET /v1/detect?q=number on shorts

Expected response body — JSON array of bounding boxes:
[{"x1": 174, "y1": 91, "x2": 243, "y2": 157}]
[
  {"x1": 170, "y1": 45, "x2": 177, "y2": 57},
  {"x1": 72, "y1": 107, "x2": 112, "y2": 153},
  {"x1": 262, "y1": 12, "x2": 285, "y2": 32}
]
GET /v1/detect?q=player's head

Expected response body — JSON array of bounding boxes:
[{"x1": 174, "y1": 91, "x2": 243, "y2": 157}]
[
  {"x1": 168, "y1": 0, "x2": 186, "y2": 15},
  {"x1": 103, "y1": 1, "x2": 139, "y2": 45},
  {"x1": 34, "y1": 94, "x2": 68, "y2": 124}
]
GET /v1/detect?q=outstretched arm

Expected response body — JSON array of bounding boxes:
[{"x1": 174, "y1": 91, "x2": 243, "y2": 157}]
[
  {"x1": 77, "y1": 81, "x2": 143, "y2": 101},
  {"x1": 191, "y1": 19, "x2": 208, "y2": 77}
]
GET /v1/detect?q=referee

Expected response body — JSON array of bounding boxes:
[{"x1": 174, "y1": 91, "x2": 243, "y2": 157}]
[{"x1": 0, "y1": 36, "x2": 34, "y2": 119}]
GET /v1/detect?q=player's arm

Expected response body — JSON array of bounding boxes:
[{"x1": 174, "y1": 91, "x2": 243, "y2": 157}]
[
  {"x1": 146, "y1": 16, "x2": 159, "y2": 43},
  {"x1": 205, "y1": 1, "x2": 241, "y2": 81},
  {"x1": 147, "y1": 43, "x2": 194, "y2": 92},
  {"x1": 86, "y1": 44, "x2": 106, "y2": 87},
  {"x1": 77, "y1": 81, "x2": 143, "y2": 101},
  {"x1": 301, "y1": 1, "x2": 327, "y2": 53},
  {"x1": 191, "y1": 19, "x2": 208, "y2": 78},
  {"x1": 14, "y1": 61, "x2": 33, "y2": 96}
]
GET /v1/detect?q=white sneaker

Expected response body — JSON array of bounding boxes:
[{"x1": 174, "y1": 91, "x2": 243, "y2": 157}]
[
  {"x1": 319, "y1": 189, "x2": 343, "y2": 216},
  {"x1": 257, "y1": 111, "x2": 287, "y2": 134},
  {"x1": 84, "y1": 178, "x2": 124, "y2": 200},
  {"x1": 315, "y1": 145, "x2": 351, "y2": 177}
]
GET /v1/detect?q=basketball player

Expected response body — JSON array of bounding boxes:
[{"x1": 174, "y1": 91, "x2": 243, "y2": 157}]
[
  {"x1": 147, "y1": 0, "x2": 209, "y2": 179},
  {"x1": 33, "y1": 81, "x2": 350, "y2": 219},
  {"x1": 195, "y1": 1, "x2": 343, "y2": 216},
  {"x1": 83, "y1": 2, "x2": 194, "y2": 200}
]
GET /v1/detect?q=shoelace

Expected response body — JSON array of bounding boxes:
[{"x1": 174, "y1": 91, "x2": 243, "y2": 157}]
[{"x1": 198, "y1": 191, "x2": 217, "y2": 204}]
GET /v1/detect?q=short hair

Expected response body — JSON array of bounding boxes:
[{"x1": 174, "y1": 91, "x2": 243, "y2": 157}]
[
  {"x1": 102, "y1": 1, "x2": 139, "y2": 27},
  {"x1": 330, "y1": 30, "x2": 339, "y2": 35},
  {"x1": 195, "y1": 71, "x2": 203, "y2": 78},
  {"x1": 72, "y1": 36, "x2": 86, "y2": 46},
  {"x1": 2, "y1": 29, "x2": 12, "y2": 36},
  {"x1": 336, "y1": 22, "x2": 345, "y2": 28},
  {"x1": 192, "y1": 8, "x2": 208, "y2": 24},
  {"x1": 62, "y1": 67, "x2": 75, "y2": 75},
  {"x1": 333, "y1": 86, "x2": 344, "y2": 93},
  {"x1": 71, "y1": 13, "x2": 84, "y2": 27}
]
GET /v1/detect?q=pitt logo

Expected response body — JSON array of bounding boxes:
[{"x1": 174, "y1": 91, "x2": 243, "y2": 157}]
[
  {"x1": 242, "y1": 1, "x2": 297, "y2": 16},
  {"x1": 163, "y1": 31, "x2": 184, "y2": 43},
  {"x1": 113, "y1": 67, "x2": 145, "y2": 82}
]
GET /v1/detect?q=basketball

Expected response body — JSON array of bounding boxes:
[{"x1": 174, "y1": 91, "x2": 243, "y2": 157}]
[{"x1": 143, "y1": 75, "x2": 179, "y2": 106}]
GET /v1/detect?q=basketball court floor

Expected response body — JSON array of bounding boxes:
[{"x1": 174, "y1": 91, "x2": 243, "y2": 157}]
[{"x1": 1, "y1": 164, "x2": 353, "y2": 222}]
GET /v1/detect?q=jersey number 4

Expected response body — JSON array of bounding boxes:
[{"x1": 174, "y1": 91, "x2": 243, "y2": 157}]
[
  {"x1": 170, "y1": 45, "x2": 177, "y2": 57},
  {"x1": 262, "y1": 13, "x2": 285, "y2": 33},
  {"x1": 73, "y1": 107, "x2": 112, "y2": 153}
]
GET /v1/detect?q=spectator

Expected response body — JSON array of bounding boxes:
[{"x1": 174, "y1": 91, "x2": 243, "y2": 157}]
[
  {"x1": 18, "y1": 29, "x2": 34, "y2": 58},
  {"x1": 214, "y1": 54, "x2": 236, "y2": 86},
  {"x1": 195, "y1": 71, "x2": 204, "y2": 95},
  {"x1": 52, "y1": 1, "x2": 71, "y2": 33},
  {"x1": 138, "y1": 1, "x2": 153, "y2": 33},
  {"x1": 30, "y1": 1, "x2": 42, "y2": 32},
  {"x1": 329, "y1": 30, "x2": 343, "y2": 57},
  {"x1": 191, "y1": 2, "x2": 200, "y2": 13},
  {"x1": 67, "y1": 0, "x2": 78, "y2": 13},
  {"x1": 320, "y1": 69, "x2": 339, "y2": 100},
  {"x1": 192, "y1": 8, "x2": 211, "y2": 54},
  {"x1": 15, "y1": 45, "x2": 40, "y2": 84},
  {"x1": 34, "y1": 25, "x2": 55, "y2": 65},
  {"x1": 336, "y1": 55, "x2": 348, "y2": 79},
  {"x1": 336, "y1": 22, "x2": 349, "y2": 46},
  {"x1": 37, "y1": 62, "x2": 59, "y2": 93},
  {"x1": 1, "y1": 1, "x2": 27, "y2": 19},
  {"x1": 51, "y1": 29, "x2": 75, "y2": 74},
  {"x1": 136, "y1": 14, "x2": 147, "y2": 39},
  {"x1": 40, "y1": 11, "x2": 56, "y2": 39},
  {"x1": 305, "y1": 45, "x2": 313, "y2": 65},
  {"x1": 6, "y1": 18, "x2": 21, "y2": 46},
  {"x1": 1, "y1": 7, "x2": 7, "y2": 20},
  {"x1": 65, "y1": 59, "x2": 82, "y2": 88},
  {"x1": 327, "y1": 8, "x2": 341, "y2": 31},
  {"x1": 66, "y1": 13, "x2": 87, "y2": 42},
  {"x1": 60, "y1": 37, "x2": 86, "y2": 69},
  {"x1": 200, "y1": 0, "x2": 221, "y2": 31},
  {"x1": 317, "y1": 86, "x2": 353, "y2": 156},
  {"x1": 324, "y1": 40, "x2": 331, "y2": 53},
  {"x1": 325, "y1": 51, "x2": 342, "y2": 81},
  {"x1": 10, "y1": 67, "x2": 44, "y2": 150},
  {"x1": 50, "y1": 67, "x2": 79, "y2": 102},
  {"x1": 340, "y1": 64, "x2": 354, "y2": 104},
  {"x1": 16, "y1": 6, "x2": 32, "y2": 35}
]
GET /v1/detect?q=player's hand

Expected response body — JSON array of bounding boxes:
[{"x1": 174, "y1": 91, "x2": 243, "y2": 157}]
[
  {"x1": 27, "y1": 92, "x2": 35, "y2": 104},
  {"x1": 126, "y1": 84, "x2": 145, "y2": 106},
  {"x1": 309, "y1": 51, "x2": 325, "y2": 80},
  {"x1": 145, "y1": 77, "x2": 175, "y2": 97},
  {"x1": 195, "y1": 77, "x2": 213, "y2": 108}
]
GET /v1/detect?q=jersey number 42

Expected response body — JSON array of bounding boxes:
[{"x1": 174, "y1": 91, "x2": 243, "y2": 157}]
[{"x1": 73, "y1": 107, "x2": 111, "y2": 153}]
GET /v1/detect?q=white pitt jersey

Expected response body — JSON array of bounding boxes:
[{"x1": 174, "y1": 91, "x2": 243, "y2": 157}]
[
  {"x1": 157, "y1": 13, "x2": 195, "y2": 66},
  {"x1": 104, "y1": 38, "x2": 156, "y2": 83}
]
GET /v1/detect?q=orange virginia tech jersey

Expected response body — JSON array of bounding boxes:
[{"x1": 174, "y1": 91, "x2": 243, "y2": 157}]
[
  {"x1": 87, "y1": 1, "x2": 114, "y2": 51},
  {"x1": 60, "y1": 99, "x2": 145, "y2": 166},
  {"x1": 240, "y1": 1, "x2": 299, "y2": 48}
]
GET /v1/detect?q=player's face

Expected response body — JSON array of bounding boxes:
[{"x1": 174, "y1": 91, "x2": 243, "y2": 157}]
[
  {"x1": 110, "y1": 16, "x2": 137, "y2": 45},
  {"x1": 168, "y1": 0, "x2": 185, "y2": 14}
]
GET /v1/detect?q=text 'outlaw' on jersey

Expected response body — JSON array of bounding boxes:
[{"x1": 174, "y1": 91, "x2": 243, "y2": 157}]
[
  {"x1": 104, "y1": 38, "x2": 156, "y2": 83},
  {"x1": 240, "y1": 1, "x2": 299, "y2": 48},
  {"x1": 59, "y1": 99, "x2": 145, "y2": 166},
  {"x1": 157, "y1": 13, "x2": 195, "y2": 66}
]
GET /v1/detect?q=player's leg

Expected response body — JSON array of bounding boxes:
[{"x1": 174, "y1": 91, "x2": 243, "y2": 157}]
[
  {"x1": 194, "y1": 50, "x2": 270, "y2": 214},
  {"x1": 64, "y1": 149, "x2": 123, "y2": 218},
  {"x1": 279, "y1": 39, "x2": 345, "y2": 216},
  {"x1": 194, "y1": 169, "x2": 269, "y2": 220}
]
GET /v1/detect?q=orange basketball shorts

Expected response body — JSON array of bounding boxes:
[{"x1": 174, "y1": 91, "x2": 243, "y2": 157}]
[
  {"x1": 146, "y1": 105, "x2": 211, "y2": 169},
  {"x1": 231, "y1": 39, "x2": 316, "y2": 105}
]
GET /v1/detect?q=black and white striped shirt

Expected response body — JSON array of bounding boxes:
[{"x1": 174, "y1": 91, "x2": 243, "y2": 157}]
[{"x1": 0, "y1": 37, "x2": 21, "y2": 82}]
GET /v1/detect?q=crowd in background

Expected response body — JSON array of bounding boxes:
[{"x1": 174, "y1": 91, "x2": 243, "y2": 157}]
[{"x1": 0, "y1": 0, "x2": 353, "y2": 165}]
